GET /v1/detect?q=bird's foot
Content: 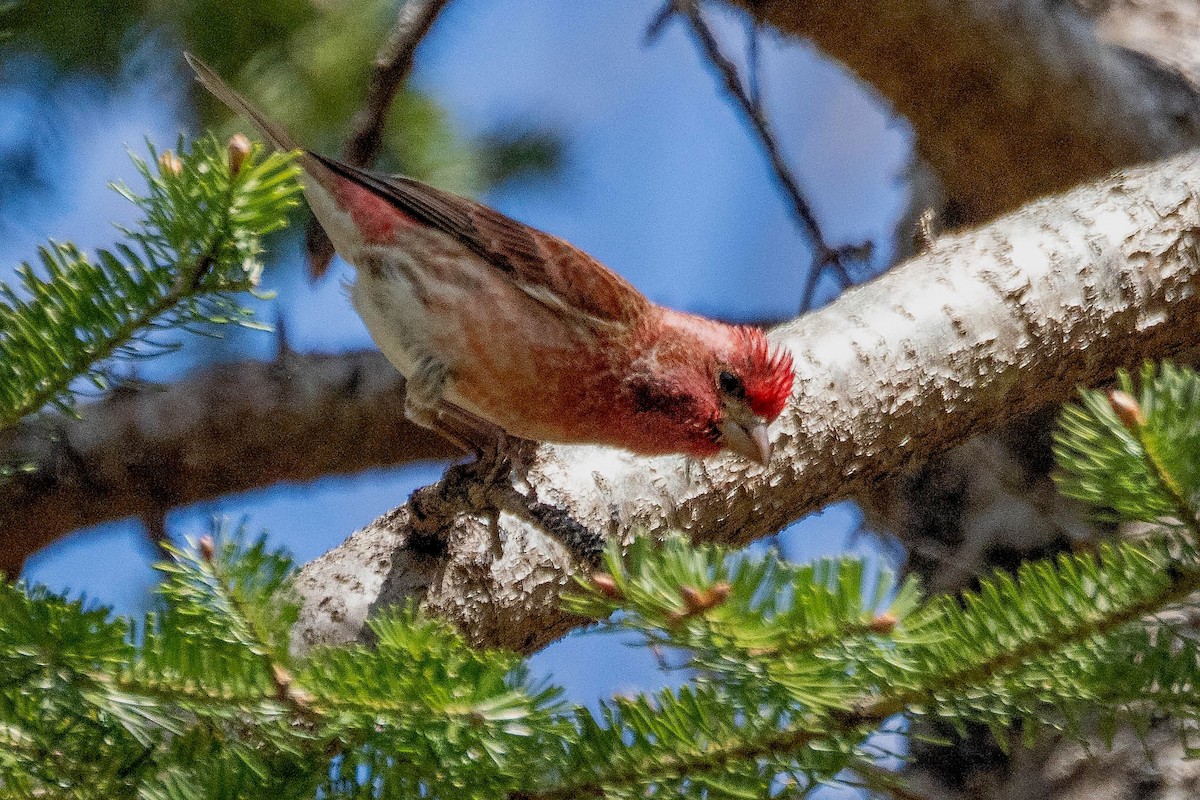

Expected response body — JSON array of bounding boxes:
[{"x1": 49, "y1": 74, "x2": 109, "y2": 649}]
[
  {"x1": 455, "y1": 428, "x2": 535, "y2": 488},
  {"x1": 440, "y1": 448, "x2": 511, "y2": 561},
  {"x1": 444, "y1": 431, "x2": 537, "y2": 527},
  {"x1": 427, "y1": 405, "x2": 517, "y2": 488},
  {"x1": 417, "y1": 403, "x2": 538, "y2": 558},
  {"x1": 407, "y1": 409, "x2": 602, "y2": 566}
]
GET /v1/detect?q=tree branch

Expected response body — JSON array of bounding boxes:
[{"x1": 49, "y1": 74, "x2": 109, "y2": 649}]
[
  {"x1": 291, "y1": 148, "x2": 1200, "y2": 655},
  {"x1": 0, "y1": 350, "x2": 454, "y2": 576},
  {"x1": 675, "y1": 1, "x2": 834, "y2": 261},
  {"x1": 343, "y1": 0, "x2": 453, "y2": 167}
]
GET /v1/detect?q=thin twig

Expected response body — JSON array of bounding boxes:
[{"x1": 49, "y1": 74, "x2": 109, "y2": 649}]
[
  {"x1": 306, "y1": 0, "x2": 453, "y2": 276},
  {"x1": 746, "y1": 14, "x2": 762, "y2": 112},
  {"x1": 679, "y1": 0, "x2": 827, "y2": 255},
  {"x1": 644, "y1": 1, "x2": 676, "y2": 45},
  {"x1": 666, "y1": 0, "x2": 873, "y2": 312},
  {"x1": 343, "y1": 0, "x2": 453, "y2": 167}
]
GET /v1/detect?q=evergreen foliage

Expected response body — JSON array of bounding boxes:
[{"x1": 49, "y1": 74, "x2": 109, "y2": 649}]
[
  {"x1": 7, "y1": 356, "x2": 1200, "y2": 800},
  {"x1": 0, "y1": 135, "x2": 300, "y2": 432},
  {"x1": 1055, "y1": 363, "x2": 1200, "y2": 527},
  {"x1": 4, "y1": 512, "x2": 1200, "y2": 797}
]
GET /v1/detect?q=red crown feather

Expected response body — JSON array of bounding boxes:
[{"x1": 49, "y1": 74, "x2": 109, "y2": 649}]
[{"x1": 734, "y1": 327, "x2": 795, "y2": 421}]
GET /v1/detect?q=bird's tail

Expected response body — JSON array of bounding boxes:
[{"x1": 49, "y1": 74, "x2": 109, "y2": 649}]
[
  {"x1": 185, "y1": 53, "x2": 343, "y2": 281},
  {"x1": 184, "y1": 53, "x2": 302, "y2": 154}
]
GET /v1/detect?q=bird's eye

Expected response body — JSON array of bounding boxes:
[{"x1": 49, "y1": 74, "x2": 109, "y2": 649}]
[{"x1": 718, "y1": 370, "x2": 745, "y2": 399}]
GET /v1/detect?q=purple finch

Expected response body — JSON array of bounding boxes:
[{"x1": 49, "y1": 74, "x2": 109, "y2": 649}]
[{"x1": 186, "y1": 54, "x2": 794, "y2": 465}]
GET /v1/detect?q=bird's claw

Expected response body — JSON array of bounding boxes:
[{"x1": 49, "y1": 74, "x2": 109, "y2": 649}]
[{"x1": 475, "y1": 429, "x2": 514, "y2": 485}]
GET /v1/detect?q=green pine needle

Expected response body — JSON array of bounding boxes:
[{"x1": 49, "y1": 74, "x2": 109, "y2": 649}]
[
  {"x1": 1054, "y1": 362, "x2": 1200, "y2": 525},
  {"x1": 4, "y1": 525, "x2": 1200, "y2": 797},
  {"x1": 4, "y1": 359, "x2": 1200, "y2": 796},
  {"x1": 0, "y1": 135, "x2": 300, "y2": 431}
]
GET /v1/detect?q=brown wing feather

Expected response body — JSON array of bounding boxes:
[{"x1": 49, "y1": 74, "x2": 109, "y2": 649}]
[{"x1": 312, "y1": 154, "x2": 651, "y2": 327}]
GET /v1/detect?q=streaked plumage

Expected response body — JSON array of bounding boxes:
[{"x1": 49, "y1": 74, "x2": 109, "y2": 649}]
[{"x1": 186, "y1": 54, "x2": 794, "y2": 464}]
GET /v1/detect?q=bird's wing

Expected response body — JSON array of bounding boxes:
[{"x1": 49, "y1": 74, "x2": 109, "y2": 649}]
[{"x1": 312, "y1": 154, "x2": 652, "y2": 328}]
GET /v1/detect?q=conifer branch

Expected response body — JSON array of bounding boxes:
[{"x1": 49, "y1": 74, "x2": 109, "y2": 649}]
[
  {"x1": 0, "y1": 136, "x2": 300, "y2": 432},
  {"x1": 529, "y1": 545, "x2": 1200, "y2": 799},
  {"x1": 4, "y1": 480, "x2": 1200, "y2": 796},
  {"x1": 0, "y1": 236, "x2": 237, "y2": 432}
]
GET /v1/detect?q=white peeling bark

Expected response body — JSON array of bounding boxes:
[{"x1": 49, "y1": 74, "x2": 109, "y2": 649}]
[{"x1": 293, "y1": 149, "x2": 1200, "y2": 655}]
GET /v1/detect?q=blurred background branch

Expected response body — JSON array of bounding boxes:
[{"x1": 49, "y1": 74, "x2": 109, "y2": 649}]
[
  {"x1": 0, "y1": 349, "x2": 451, "y2": 575},
  {"x1": 306, "y1": 0, "x2": 453, "y2": 276}
]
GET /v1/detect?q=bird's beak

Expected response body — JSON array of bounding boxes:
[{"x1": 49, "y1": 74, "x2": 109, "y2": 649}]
[{"x1": 720, "y1": 417, "x2": 772, "y2": 466}]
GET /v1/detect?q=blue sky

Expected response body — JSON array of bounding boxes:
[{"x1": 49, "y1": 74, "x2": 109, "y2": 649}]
[{"x1": 5, "y1": 0, "x2": 912, "y2": 775}]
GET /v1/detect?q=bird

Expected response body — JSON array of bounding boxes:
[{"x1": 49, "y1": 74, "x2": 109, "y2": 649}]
[{"x1": 185, "y1": 54, "x2": 795, "y2": 466}]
